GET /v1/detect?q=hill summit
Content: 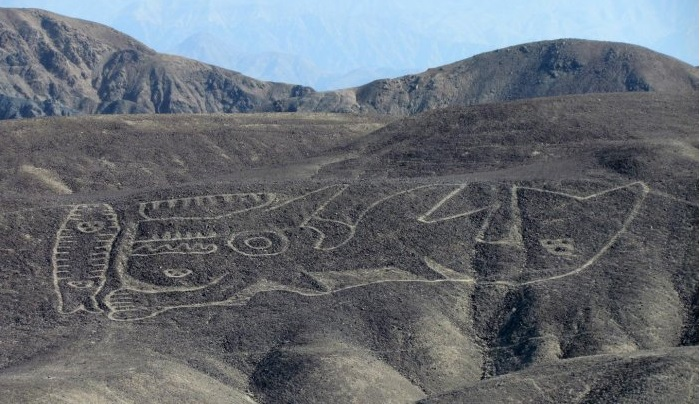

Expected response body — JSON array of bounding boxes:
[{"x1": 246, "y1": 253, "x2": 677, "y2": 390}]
[
  {"x1": 289, "y1": 39, "x2": 698, "y2": 114},
  {"x1": 0, "y1": 8, "x2": 312, "y2": 119},
  {"x1": 0, "y1": 7, "x2": 697, "y2": 119}
]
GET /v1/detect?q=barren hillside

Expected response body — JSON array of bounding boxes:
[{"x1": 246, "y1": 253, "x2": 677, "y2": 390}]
[
  {"x1": 0, "y1": 8, "x2": 697, "y2": 119},
  {"x1": 0, "y1": 8, "x2": 312, "y2": 118},
  {"x1": 0, "y1": 91, "x2": 696, "y2": 403}
]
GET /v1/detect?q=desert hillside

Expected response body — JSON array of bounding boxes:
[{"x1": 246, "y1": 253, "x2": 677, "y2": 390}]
[{"x1": 0, "y1": 91, "x2": 696, "y2": 403}]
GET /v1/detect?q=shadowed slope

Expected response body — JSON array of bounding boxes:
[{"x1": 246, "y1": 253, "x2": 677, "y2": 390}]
[
  {"x1": 0, "y1": 8, "x2": 312, "y2": 118},
  {"x1": 421, "y1": 346, "x2": 697, "y2": 404},
  {"x1": 0, "y1": 8, "x2": 697, "y2": 118},
  {"x1": 0, "y1": 341, "x2": 257, "y2": 403}
]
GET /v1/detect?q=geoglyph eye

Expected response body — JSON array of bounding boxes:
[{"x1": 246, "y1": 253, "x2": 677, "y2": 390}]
[
  {"x1": 539, "y1": 238, "x2": 576, "y2": 256},
  {"x1": 227, "y1": 230, "x2": 289, "y2": 256},
  {"x1": 163, "y1": 268, "x2": 193, "y2": 278},
  {"x1": 76, "y1": 221, "x2": 105, "y2": 233}
]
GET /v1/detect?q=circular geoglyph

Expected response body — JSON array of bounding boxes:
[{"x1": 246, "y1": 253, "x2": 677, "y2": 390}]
[{"x1": 227, "y1": 230, "x2": 289, "y2": 256}]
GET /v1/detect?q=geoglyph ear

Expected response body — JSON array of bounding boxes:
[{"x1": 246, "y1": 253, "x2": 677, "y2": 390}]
[
  {"x1": 303, "y1": 184, "x2": 492, "y2": 251},
  {"x1": 416, "y1": 183, "x2": 494, "y2": 224},
  {"x1": 269, "y1": 184, "x2": 349, "y2": 227}
]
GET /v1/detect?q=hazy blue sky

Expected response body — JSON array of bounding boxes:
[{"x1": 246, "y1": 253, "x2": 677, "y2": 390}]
[{"x1": 3, "y1": 0, "x2": 698, "y2": 89}]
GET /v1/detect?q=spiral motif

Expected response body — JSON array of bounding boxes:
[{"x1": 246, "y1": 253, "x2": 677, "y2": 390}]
[{"x1": 227, "y1": 230, "x2": 289, "y2": 256}]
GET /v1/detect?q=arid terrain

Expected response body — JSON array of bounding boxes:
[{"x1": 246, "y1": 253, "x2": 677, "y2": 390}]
[
  {"x1": 0, "y1": 8, "x2": 697, "y2": 119},
  {"x1": 0, "y1": 91, "x2": 696, "y2": 403},
  {"x1": 0, "y1": 6, "x2": 697, "y2": 404}
]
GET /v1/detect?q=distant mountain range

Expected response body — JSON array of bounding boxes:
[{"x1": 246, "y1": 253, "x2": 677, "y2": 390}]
[
  {"x1": 0, "y1": 8, "x2": 697, "y2": 119},
  {"x1": 166, "y1": 32, "x2": 419, "y2": 91},
  {"x1": 66, "y1": 0, "x2": 492, "y2": 90}
]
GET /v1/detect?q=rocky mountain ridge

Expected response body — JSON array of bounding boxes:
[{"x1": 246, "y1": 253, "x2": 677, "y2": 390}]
[
  {"x1": 0, "y1": 8, "x2": 312, "y2": 119},
  {"x1": 0, "y1": 7, "x2": 697, "y2": 119},
  {"x1": 295, "y1": 39, "x2": 699, "y2": 114}
]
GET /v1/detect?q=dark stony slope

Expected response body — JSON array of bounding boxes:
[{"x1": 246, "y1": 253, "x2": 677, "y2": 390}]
[
  {"x1": 0, "y1": 91, "x2": 696, "y2": 403},
  {"x1": 0, "y1": 8, "x2": 312, "y2": 119},
  {"x1": 0, "y1": 112, "x2": 392, "y2": 210},
  {"x1": 322, "y1": 92, "x2": 698, "y2": 195},
  {"x1": 421, "y1": 347, "x2": 698, "y2": 403}
]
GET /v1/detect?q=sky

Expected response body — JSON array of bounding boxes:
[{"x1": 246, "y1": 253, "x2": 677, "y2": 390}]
[{"x1": 3, "y1": 0, "x2": 698, "y2": 90}]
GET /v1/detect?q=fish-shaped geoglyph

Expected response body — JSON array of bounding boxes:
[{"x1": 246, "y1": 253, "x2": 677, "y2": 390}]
[
  {"x1": 49, "y1": 182, "x2": 648, "y2": 321},
  {"x1": 52, "y1": 204, "x2": 120, "y2": 313}
]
